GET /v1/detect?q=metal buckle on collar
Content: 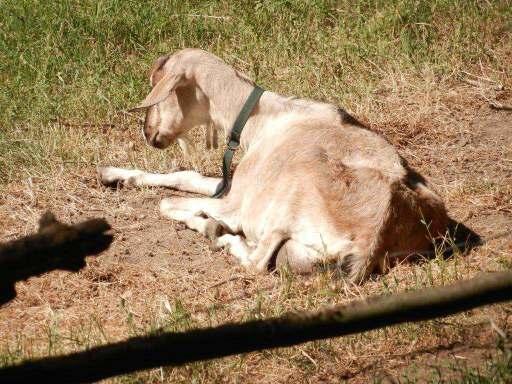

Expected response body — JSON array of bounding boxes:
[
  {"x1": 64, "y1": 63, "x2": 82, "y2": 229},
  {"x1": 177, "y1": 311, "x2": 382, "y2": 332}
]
[{"x1": 227, "y1": 140, "x2": 239, "y2": 151}]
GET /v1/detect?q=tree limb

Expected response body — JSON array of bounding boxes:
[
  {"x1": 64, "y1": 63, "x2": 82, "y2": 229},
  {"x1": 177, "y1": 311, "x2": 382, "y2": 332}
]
[
  {"x1": 0, "y1": 270, "x2": 510, "y2": 383},
  {"x1": 0, "y1": 212, "x2": 113, "y2": 305}
]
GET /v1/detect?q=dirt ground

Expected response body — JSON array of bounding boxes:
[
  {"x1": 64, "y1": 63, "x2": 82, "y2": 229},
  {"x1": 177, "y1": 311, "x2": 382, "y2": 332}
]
[{"x1": 0, "y1": 81, "x2": 511, "y2": 383}]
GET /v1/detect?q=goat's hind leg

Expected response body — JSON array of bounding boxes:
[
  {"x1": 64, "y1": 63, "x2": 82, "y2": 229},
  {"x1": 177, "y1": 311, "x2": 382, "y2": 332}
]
[
  {"x1": 214, "y1": 234, "x2": 254, "y2": 265},
  {"x1": 213, "y1": 231, "x2": 288, "y2": 273},
  {"x1": 225, "y1": 231, "x2": 287, "y2": 273},
  {"x1": 212, "y1": 229, "x2": 290, "y2": 273},
  {"x1": 159, "y1": 197, "x2": 239, "y2": 244},
  {"x1": 161, "y1": 208, "x2": 222, "y2": 240},
  {"x1": 98, "y1": 166, "x2": 221, "y2": 196},
  {"x1": 160, "y1": 196, "x2": 240, "y2": 233},
  {"x1": 275, "y1": 240, "x2": 370, "y2": 281},
  {"x1": 275, "y1": 240, "x2": 318, "y2": 274}
]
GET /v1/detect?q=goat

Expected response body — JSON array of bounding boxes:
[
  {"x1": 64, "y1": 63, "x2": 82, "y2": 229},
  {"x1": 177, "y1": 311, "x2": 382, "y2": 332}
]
[{"x1": 99, "y1": 48, "x2": 449, "y2": 282}]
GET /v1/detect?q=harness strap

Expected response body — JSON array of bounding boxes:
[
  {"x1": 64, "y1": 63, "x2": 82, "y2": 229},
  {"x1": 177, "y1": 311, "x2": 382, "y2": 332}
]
[{"x1": 212, "y1": 85, "x2": 265, "y2": 198}]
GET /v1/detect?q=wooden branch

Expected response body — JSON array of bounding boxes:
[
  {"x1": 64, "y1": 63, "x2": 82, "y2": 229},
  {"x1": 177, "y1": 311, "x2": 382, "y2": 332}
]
[
  {"x1": 1, "y1": 271, "x2": 510, "y2": 383},
  {"x1": 0, "y1": 213, "x2": 113, "y2": 305}
]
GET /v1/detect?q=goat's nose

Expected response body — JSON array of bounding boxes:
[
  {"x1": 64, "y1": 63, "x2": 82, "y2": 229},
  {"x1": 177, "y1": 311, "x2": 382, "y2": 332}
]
[{"x1": 151, "y1": 133, "x2": 166, "y2": 149}]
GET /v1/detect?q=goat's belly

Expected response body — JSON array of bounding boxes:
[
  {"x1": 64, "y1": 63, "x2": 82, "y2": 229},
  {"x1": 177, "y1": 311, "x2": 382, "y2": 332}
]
[
  {"x1": 291, "y1": 229, "x2": 355, "y2": 258},
  {"x1": 275, "y1": 240, "x2": 319, "y2": 273},
  {"x1": 275, "y1": 234, "x2": 357, "y2": 274}
]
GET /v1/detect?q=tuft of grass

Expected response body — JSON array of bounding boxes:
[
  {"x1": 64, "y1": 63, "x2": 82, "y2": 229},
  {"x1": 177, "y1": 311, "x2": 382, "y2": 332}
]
[{"x1": 400, "y1": 344, "x2": 512, "y2": 383}]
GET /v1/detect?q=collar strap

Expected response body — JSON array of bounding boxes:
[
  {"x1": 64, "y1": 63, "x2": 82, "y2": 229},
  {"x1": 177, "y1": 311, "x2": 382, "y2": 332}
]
[{"x1": 212, "y1": 85, "x2": 265, "y2": 198}]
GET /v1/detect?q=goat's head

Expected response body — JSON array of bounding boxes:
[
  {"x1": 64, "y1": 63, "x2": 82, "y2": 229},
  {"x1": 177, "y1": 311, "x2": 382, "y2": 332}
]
[{"x1": 131, "y1": 51, "x2": 211, "y2": 149}]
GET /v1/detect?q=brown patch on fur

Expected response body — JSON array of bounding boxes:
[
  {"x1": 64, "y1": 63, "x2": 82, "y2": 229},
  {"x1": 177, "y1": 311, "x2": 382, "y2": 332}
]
[
  {"x1": 373, "y1": 175, "x2": 449, "y2": 273},
  {"x1": 322, "y1": 160, "x2": 448, "y2": 281}
]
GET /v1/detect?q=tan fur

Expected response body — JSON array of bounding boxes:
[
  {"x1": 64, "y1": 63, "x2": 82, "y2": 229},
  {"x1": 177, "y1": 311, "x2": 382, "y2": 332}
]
[{"x1": 99, "y1": 48, "x2": 449, "y2": 282}]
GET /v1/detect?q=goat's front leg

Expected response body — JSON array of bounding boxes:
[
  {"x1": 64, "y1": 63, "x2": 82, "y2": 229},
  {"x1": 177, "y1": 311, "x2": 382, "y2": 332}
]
[
  {"x1": 177, "y1": 135, "x2": 199, "y2": 169},
  {"x1": 98, "y1": 167, "x2": 221, "y2": 196}
]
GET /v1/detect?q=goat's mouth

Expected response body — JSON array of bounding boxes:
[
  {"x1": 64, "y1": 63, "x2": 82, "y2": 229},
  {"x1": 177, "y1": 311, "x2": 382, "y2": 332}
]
[{"x1": 148, "y1": 132, "x2": 171, "y2": 149}]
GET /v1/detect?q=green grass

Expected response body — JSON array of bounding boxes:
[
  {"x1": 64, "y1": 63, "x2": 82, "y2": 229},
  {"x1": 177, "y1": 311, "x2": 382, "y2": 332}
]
[{"x1": 1, "y1": 0, "x2": 511, "y2": 184}]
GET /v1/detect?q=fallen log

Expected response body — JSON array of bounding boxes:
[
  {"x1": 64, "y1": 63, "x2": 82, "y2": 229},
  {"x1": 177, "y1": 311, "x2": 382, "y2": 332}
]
[
  {"x1": 0, "y1": 212, "x2": 113, "y2": 305},
  {"x1": 0, "y1": 270, "x2": 510, "y2": 383}
]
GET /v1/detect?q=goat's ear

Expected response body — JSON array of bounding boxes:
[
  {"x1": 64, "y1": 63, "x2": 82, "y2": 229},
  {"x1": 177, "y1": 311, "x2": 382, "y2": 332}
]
[
  {"x1": 130, "y1": 73, "x2": 184, "y2": 111},
  {"x1": 149, "y1": 54, "x2": 170, "y2": 86}
]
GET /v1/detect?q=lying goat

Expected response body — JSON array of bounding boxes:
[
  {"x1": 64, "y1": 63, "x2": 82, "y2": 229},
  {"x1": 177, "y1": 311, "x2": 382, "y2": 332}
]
[{"x1": 99, "y1": 48, "x2": 448, "y2": 282}]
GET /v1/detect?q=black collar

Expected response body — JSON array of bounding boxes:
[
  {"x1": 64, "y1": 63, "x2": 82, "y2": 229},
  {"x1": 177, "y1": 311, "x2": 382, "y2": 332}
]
[{"x1": 212, "y1": 85, "x2": 265, "y2": 198}]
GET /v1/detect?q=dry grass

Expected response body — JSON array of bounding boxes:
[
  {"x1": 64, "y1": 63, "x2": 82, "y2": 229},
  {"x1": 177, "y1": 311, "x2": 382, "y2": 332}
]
[
  {"x1": 1, "y1": 1, "x2": 512, "y2": 382},
  {"x1": 1, "y1": 72, "x2": 511, "y2": 383}
]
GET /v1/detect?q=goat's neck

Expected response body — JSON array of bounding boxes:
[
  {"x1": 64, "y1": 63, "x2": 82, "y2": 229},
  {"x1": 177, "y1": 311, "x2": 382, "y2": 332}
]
[
  {"x1": 195, "y1": 74, "x2": 254, "y2": 142},
  {"x1": 206, "y1": 89, "x2": 292, "y2": 149},
  {"x1": 202, "y1": 79, "x2": 337, "y2": 151}
]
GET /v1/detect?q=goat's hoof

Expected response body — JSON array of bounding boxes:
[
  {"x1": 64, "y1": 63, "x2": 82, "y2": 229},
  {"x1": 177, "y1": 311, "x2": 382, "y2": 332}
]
[
  {"x1": 210, "y1": 239, "x2": 223, "y2": 251},
  {"x1": 174, "y1": 222, "x2": 187, "y2": 231},
  {"x1": 97, "y1": 166, "x2": 122, "y2": 187},
  {"x1": 205, "y1": 220, "x2": 223, "y2": 242}
]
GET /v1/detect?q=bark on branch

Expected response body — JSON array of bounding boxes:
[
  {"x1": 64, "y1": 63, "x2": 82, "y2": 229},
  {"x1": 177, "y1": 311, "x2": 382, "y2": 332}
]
[
  {"x1": 0, "y1": 212, "x2": 113, "y2": 305},
  {"x1": 1, "y1": 270, "x2": 510, "y2": 383}
]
